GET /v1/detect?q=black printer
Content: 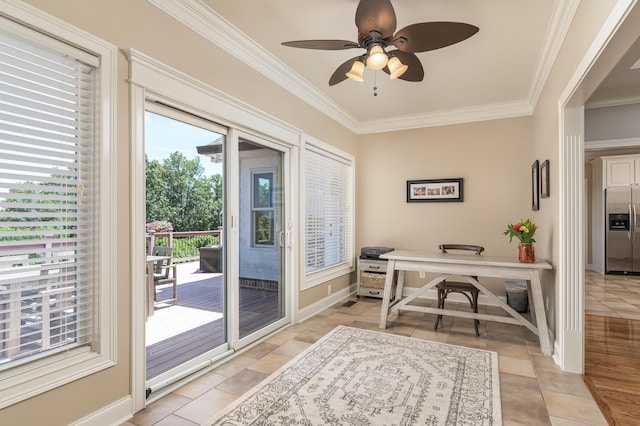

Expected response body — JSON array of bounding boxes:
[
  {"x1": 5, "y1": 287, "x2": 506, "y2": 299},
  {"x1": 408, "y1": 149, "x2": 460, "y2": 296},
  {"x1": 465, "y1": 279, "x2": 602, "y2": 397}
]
[{"x1": 360, "y1": 246, "x2": 394, "y2": 260}]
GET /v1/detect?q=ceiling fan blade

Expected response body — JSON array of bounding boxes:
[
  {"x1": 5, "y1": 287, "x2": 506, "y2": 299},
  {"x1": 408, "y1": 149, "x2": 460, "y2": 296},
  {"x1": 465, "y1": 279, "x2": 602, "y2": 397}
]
[
  {"x1": 393, "y1": 22, "x2": 479, "y2": 53},
  {"x1": 383, "y1": 51, "x2": 424, "y2": 82},
  {"x1": 355, "y1": 0, "x2": 397, "y2": 39},
  {"x1": 329, "y1": 57, "x2": 361, "y2": 86},
  {"x1": 282, "y1": 40, "x2": 360, "y2": 50}
]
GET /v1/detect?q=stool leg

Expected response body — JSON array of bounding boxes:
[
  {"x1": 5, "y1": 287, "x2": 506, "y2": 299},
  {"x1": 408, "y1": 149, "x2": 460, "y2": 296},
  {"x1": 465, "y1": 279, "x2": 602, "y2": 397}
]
[
  {"x1": 472, "y1": 290, "x2": 480, "y2": 336},
  {"x1": 434, "y1": 288, "x2": 445, "y2": 330}
]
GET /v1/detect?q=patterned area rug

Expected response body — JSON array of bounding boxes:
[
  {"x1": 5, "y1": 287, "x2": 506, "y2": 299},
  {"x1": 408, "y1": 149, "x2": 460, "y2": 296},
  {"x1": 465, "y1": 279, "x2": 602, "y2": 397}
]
[{"x1": 205, "y1": 326, "x2": 501, "y2": 425}]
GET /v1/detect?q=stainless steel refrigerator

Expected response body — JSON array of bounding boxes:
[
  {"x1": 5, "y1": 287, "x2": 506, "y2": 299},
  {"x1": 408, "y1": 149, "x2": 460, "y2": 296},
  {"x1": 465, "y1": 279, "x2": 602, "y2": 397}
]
[{"x1": 606, "y1": 187, "x2": 640, "y2": 274}]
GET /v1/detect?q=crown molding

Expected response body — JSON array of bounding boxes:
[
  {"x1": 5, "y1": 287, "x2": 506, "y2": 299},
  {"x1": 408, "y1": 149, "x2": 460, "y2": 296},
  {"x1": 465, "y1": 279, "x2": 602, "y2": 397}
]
[
  {"x1": 357, "y1": 100, "x2": 533, "y2": 134},
  {"x1": 148, "y1": 0, "x2": 361, "y2": 133},
  {"x1": 528, "y1": 0, "x2": 581, "y2": 108},
  {"x1": 585, "y1": 84, "x2": 640, "y2": 108},
  {"x1": 149, "y1": 0, "x2": 574, "y2": 135},
  {"x1": 585, "y1": 136, "x2": 640, "y2": 150}
]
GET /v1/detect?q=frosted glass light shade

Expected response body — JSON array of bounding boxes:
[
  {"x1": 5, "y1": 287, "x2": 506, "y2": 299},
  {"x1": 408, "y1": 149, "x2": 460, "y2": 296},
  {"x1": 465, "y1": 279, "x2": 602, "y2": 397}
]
[
  {"x1": 366, "y1": 45, "x2": 388, "y2": 70},
  {"x1": 346, "y1": 60, "x2": 365, "y2": 82},
  {"x1": 388, "y1": 56, "x2": 408, "y2": 79}
]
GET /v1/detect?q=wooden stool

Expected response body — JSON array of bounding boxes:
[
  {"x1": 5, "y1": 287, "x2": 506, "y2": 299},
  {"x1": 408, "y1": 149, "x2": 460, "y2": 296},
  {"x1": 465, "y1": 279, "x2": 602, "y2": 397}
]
[{"x1": 433, "y1": 244, "x2": 484, "y2": 336}]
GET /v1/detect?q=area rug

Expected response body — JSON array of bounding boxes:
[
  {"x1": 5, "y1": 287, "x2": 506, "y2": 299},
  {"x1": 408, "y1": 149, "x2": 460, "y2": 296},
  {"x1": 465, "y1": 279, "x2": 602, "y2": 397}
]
[{"x1": 204, "y1": 325, "x2": 501, "y2": 425}]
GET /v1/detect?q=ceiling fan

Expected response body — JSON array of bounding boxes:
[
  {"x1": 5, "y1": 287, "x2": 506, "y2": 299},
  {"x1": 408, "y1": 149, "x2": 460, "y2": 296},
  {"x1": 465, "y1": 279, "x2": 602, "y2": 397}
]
[{"x1": 282, "y1": 0, "x2": 479, "y2": 86}]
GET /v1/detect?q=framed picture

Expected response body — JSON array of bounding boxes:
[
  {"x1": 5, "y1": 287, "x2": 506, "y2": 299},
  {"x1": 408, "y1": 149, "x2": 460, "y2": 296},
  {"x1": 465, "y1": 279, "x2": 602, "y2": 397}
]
[
  {"x1": 540, "y1": 160, "x2": 550, "y2": 198},
  {"x1": 407, "y1": 178, "x2": 464, "y2": 203},
  {"x1": 532, "y1": 160, "x2": 539, "y2": 211}
]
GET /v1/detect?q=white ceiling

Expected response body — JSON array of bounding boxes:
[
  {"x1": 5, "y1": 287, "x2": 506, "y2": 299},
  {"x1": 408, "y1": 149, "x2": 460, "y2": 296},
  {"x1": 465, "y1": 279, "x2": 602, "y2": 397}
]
[{"x1": 154, "y1": 0, "x2": 640, "y2": 134}]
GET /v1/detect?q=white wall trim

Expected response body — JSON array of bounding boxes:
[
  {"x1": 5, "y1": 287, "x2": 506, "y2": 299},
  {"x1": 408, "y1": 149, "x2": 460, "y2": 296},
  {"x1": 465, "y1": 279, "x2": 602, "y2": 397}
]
[
  {"x1": 297, "y1": 285, "x2": 356, "y2": 323},
  {"x1": 585, "y1": 136, "x2": 640, "y2": 150},
  {"x1": 125, "y1": 48, "x2": 302, "y2": 145},
  {"x1": 357, "y1": 100, "x2": 533, "y2": 134},
  {"x1": 128, "y1": 82, "x2": 147, "y2": 414},
  {"x1": 69, "y1": 396, "x2": 132, "y2": 426},
  {"x1": 528, "y1": 0, "x2": 582, "y2": 108},
  {"x1": 147, "y1": 0, "x2": 360, "y2": 134},
  {"x1": 557, "y1": 0, "x2": 638, "y2": 374},
  {"x1": 586, "y1": 84, "x2": 640, "y2": 108}
]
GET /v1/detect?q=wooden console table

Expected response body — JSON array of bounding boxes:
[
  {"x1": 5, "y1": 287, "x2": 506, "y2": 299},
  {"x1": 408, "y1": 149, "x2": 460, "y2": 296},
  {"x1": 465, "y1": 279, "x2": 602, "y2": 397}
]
[{"x1": 378, "y1": 250, "x2": 553, "y2": 355}]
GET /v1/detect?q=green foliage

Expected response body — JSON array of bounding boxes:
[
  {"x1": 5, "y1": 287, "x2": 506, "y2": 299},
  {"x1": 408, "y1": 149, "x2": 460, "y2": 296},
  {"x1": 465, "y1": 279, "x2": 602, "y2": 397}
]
[
  {"x1": 153, "y1": 235, "x2": 218, "y2": 259},
  {"x1": 145, "y1": 152, "x2": 223, "y2": 232},
  {"x1": 504, "y1": 218, "x2": 538, "y2": 243}
]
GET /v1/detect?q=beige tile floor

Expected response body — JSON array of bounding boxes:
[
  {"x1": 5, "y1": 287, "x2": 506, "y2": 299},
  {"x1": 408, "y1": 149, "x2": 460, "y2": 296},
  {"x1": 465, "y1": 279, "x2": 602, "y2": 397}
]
[{"x1": 124, "y1": 290, "x2": 611, "y2": 426}]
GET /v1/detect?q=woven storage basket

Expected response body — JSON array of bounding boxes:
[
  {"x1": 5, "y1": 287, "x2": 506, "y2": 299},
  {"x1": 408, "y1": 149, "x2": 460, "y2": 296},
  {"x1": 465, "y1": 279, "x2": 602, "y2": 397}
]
[{"x1": 361, "y1": 271, "x2": 385, "y2": 289}]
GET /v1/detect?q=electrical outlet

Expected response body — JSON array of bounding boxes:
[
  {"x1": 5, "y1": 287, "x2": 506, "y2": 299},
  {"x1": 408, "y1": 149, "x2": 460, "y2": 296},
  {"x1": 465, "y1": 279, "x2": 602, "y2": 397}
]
[
  {"x1": 419, "y1": 272, "x2": 425, "y2": 279},
  {"x1": 328, "y1": 285, "x2": 332, "y2": 296},
  {"x1": 545, "y1": 296, "x2": 549, "y2": 311}
]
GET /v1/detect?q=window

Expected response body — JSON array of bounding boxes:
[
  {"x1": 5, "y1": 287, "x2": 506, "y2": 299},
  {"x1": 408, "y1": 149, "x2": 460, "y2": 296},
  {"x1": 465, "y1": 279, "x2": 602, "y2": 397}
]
[
  {"x1": 304, "y1": 139, "x2": 354, "y2": 287},
  {"x1": 0, "y1": 8, "x2": 115, "y2": 408},
  {"x1": 252, "y1": 172, "x2": 274, "y2": 246}
]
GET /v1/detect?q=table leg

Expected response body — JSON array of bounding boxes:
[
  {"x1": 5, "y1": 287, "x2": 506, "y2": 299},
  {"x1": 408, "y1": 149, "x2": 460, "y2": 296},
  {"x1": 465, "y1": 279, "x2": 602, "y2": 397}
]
[
  {"x1": 530, "y1": 271, "x2": 551, "y2": 355},
  {"x1": 379, "y1": 260, "x2": 398, "y2": 329}
]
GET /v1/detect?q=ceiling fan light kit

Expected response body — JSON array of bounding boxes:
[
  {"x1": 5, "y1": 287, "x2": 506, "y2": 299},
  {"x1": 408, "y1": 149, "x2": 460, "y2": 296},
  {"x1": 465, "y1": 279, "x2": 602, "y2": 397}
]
[
  {"x1": 346, "y1": 59, "x2": 366, "y2": 82},
  {"x1": 365, "y1": 45, "x2": 388, "y2": 70},
  {"x1": 387, "y1": 56, "x2": 408, "y2": 80},
  {"x1": 282, "y1": 0, "x2": 479, "y2": 88}
]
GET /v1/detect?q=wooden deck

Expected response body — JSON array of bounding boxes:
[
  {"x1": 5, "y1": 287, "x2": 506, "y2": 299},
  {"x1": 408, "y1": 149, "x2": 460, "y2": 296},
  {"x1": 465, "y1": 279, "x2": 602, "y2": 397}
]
[{"x1": 146, "y1": 263, "x2": 280, "y2": 379}]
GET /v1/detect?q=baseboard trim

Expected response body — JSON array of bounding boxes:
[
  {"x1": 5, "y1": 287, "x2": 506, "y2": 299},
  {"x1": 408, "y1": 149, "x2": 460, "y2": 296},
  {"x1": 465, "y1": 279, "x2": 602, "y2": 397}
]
[
  {"x1": 69, "y1": 395, "x2": 133, "y2": 426},
  {"x1": 297, "y1": 284, "x2": 356, "y2": 323}
]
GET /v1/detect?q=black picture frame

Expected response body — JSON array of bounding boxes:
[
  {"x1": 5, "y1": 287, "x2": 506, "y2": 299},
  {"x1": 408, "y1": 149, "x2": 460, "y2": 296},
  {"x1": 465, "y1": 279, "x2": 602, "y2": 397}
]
[
  {"x1": 407, "y1": 178, "x2": 464, "y2": 203},
  {"x1": 540, "y1": 160, "x2": 550, "y2": 198},
  {"x1": 532, "y1": 160, "x2": 540, "y2": 211}
]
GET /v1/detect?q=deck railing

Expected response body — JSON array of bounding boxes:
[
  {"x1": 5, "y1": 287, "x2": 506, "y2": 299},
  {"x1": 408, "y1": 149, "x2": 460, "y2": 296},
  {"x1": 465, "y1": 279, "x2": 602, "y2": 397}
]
[{"x1": 146, "y1": 228, "x2": 222, "y2": 263}]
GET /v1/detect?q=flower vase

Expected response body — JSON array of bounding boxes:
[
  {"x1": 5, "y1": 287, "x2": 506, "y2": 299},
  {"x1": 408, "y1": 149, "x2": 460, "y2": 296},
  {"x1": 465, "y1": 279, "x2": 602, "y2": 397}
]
[{"x1": 518, "y1": 243, "x2": 535, "y2": 263}]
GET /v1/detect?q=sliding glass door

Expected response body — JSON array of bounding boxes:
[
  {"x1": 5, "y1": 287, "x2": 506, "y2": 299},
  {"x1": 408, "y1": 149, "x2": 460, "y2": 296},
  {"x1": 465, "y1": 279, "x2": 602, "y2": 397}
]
[
  {"x1": 143, "y1": 106, "x2": 290, "y2": 396},
  {"x1": 235, "y1": 135, "x2": 287, "y2": 342},
  {"x1": 144, "y1": 105, "x2": 228, "y2": 387}
]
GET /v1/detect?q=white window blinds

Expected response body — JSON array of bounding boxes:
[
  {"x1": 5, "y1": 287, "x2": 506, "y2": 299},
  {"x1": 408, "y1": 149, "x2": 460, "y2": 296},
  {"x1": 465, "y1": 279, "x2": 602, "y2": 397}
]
[
  {"x1": 0, "y1": 26, "x2": 97, "y2": 366},
  {"x1": 305, "y1": 145, "x2": 352, "y2": 274}
]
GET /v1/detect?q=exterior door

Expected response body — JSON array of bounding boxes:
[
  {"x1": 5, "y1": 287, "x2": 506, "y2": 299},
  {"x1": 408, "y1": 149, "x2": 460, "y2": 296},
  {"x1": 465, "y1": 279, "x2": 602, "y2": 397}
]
[
  {"x1": 144, "y1": 105, "x2": 230, "y2": 394},
  {"x1": 231, "y1": 133, "x2": 289, "y2": 347}
]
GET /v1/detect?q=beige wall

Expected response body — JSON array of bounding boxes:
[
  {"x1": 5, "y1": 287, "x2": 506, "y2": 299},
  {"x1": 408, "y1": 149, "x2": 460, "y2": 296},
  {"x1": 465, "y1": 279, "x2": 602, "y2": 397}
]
[{"x1": 357, "y1": 117, "x2": 533, "y2": 293}]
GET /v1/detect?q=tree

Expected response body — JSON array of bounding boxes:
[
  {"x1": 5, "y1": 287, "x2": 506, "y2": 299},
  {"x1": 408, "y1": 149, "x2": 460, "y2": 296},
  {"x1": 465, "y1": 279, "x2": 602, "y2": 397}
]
[{"x1": 145, "y1": 152, "x2": 222, "y2": 232}]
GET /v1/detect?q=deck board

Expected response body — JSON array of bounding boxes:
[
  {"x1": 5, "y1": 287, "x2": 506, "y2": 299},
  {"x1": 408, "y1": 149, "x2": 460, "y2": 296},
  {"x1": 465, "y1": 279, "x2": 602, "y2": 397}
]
[{"x1": 147, "y1": 268, "x2": 280, "y2": 378}]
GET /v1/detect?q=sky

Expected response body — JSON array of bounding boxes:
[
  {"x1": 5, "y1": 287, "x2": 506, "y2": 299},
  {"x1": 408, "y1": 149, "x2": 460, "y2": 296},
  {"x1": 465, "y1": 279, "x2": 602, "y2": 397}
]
[{"x1": 144, "y1": 111, "x2": 223, "y2": 177}]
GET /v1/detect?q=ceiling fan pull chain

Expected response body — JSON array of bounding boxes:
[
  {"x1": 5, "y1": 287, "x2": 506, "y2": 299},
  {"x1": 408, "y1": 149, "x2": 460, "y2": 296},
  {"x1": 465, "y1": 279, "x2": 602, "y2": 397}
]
[{"x1": 373, "y1": 72, "x2": 378, "y2": 97}]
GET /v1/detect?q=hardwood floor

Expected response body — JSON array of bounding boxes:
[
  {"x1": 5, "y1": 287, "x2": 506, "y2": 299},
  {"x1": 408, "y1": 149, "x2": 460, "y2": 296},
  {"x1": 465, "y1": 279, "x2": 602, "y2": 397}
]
[{"x1": 584, "y1": 272, "x2": 640, "y2": 425}]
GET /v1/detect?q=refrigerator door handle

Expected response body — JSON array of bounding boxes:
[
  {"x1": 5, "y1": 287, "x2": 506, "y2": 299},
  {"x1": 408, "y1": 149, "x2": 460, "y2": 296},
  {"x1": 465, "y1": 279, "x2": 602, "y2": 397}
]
[
  {"x1": 629, "y1": 204, "x2": 633, "y2": 240},
  {"x1": 634, "y1": 204, "x2": 638, "y2": 241}
]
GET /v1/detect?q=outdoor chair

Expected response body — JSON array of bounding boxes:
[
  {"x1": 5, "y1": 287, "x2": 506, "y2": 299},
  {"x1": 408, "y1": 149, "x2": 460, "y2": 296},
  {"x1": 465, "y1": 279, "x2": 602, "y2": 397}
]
[
  {"x1": 152, "y1": 246, "x2": 177, "y2": 305},
  {"x1": 433, "y1": 244, "x2": 485, "y2": 336}
]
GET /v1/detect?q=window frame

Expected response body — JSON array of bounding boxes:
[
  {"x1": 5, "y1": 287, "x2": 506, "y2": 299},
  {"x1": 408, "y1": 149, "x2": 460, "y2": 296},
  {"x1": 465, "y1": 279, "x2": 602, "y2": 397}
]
[
  {"x1": 301, "y1": 136, "x2": 355, "y2": 290},
  {"x1": 252, "y1": 171, "x2": 275, "y2": 247},
  {"x1": 0, "y1": 2, "x2": 117, "y2": 408}
]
